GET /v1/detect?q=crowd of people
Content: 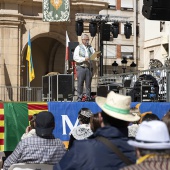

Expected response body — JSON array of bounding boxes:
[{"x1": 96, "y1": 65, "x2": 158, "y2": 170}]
[{"x1": 2, "y1": 91, "x2": 170, "y2": 170}]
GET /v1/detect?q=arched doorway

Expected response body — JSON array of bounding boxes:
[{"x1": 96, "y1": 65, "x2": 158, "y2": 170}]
[{"x1": 22, "y1": 36, "x2": 65, "y2": 87}]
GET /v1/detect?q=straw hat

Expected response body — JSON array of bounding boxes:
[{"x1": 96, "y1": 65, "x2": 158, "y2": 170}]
[
  {"x1": 95, "y1": 91, "x2": 140, "y2": 122},
  {"x1": 128, "y1": 120, "x2": 170, "y2": 149}
]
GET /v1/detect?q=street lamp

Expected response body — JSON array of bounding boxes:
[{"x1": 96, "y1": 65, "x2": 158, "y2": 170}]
[
  {"x1": 130, "y1": 61, "x2": 137, "y2": 72},
  {"x1": 121, "y1": 57, "x2": 128, "y2": 73},
  {"x1": 112, "y1": 61, "x2": 118, "y2": 74}
]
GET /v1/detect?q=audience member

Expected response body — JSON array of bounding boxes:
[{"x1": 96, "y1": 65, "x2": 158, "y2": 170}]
[
  {"x1": 128, "y1": 107, "x2": 141, "y2": 139},
  {"x1": 68, "y1": 108, "x2": 93, "y2": 149},
  {"x1": 90, "y1": 113, "x2": 101, "y2": 132},
  {"x1": 53, "y1": 91, "x2": 140, "y2": 170},
  {"x1": 139, "y1": 111, "x2": 152, "y2": 123},
  {"x1": 3, "y1": 111, "x2": 66, "y2": 170},
  {"x1": 121, "y1": 120, "x2": 170, "y2": 170},
  {"x1": 78, "y1": 107, "x2": 92, "y2": 124},
  {"x1": 141, "y1": 113, "x2": 159, "y2": 122},
  {"x1": 68, "y1": 124, "x2": 93, "y2": 150},
  {"x1": 162, "y1": 110, "x2": 170, "y2": 135},
  {"x1": 21, "y1": 114, "x2": 37, "y2": 140}
]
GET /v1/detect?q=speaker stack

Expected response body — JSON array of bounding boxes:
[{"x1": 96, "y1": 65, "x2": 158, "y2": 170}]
[
  {"x1": 142, "y1": 0, "x2": 170, "y2": 21},
  {"x1": 42, "y1": 74, "x2": 74, "y2": 101}
]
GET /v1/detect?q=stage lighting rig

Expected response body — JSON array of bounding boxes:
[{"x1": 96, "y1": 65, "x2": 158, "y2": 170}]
[
  {"x1": 75, "y1": 13, "x2": 130, "y2": 23},
  {"x1": 111, "y1": 21, "x2": 119, "y2": 38}
]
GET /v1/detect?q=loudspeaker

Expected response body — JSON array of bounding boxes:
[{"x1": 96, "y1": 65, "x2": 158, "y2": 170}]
[
  {"x1": 100, "y1": 23, "x2": 110, "y2": 41},
  {"x1": 69, "y1": 42, "x2": 79, "y2": 61},
  {"x1": 42, "y1": 76, "x2": 51, "y2": 101},
  {"x1": 143, "y1": 0, "x2": 170, "y2": 8},
  {"x1": 51, "y1": 74, "x2": 74, "y2": 101},
  {"x1": 97, "y1": 86, "x2": 109, "y2": 97},
  {"x1": 142, "y1": 5, "x2": 170, "y2": 21},
  {"x1": 42, "y1": 74, "x2": 74, "y2": 101}
]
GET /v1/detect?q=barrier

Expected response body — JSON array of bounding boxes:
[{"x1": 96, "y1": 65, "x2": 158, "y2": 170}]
[{"x1": 1, "y1": 101, "x2": 170, "y2": 151}]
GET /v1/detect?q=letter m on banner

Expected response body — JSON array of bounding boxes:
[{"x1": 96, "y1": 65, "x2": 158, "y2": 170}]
[{"x1": 43, "y1": 0, "x2": 70, "y2": 22}]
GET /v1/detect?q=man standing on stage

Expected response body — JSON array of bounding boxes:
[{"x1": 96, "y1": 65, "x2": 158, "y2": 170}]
[{"x1": 73, "y1": 34, "x2": 95, "y2": 102}]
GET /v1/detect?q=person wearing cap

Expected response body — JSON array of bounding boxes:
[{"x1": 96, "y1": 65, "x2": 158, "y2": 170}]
[
  {"x1": 3, "y1": 111, "x2": 66, "y2": 170},
  {"x1": 53, "y1": 91, "x2": 140, "y2": 170},
  {"x1": 121, "y1": 120, "x2": 170, "y2": 170},
  {"x1": 21, "y1": 114, "x2": 37, "y2": 140},
  {"x1": 73, "y1": 34, "x2": 95, "y2": 102},
  {"x1": 68, "y1": 108, "x2": 93, "y2": 149}
]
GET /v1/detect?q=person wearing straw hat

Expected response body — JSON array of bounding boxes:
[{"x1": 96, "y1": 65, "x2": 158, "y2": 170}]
[
  {"x1": 121, "y1": 120, "x2": 170, "y2": 170},
  {"x1": 53, "y1": 91, "x2": 140, "y2": 170}
]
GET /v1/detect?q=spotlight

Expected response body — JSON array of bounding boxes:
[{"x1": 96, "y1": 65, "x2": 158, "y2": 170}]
[
  {"x1": 89, "y1": 21, "x2": 97, "y2": 37},
  {"x1": 111, "y1": 21, "x2": 119, "y2": 38},
  {"x1": 124, "y1": 22, "x2": 132, "y2": 39},
  {"x1": 75, "y1": 20, "x2": 84, "y2": 36}
]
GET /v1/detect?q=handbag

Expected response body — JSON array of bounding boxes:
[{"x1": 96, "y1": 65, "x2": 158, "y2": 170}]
[{"x1": 96, "y1": 136, "x2": 133, "y2": 165}]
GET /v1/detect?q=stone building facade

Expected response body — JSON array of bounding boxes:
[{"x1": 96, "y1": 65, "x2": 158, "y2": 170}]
[{"x1": 0, "y1": 0, "x2": 108, "y2": 90}]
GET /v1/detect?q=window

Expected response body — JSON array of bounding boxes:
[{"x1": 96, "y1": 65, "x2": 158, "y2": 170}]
[
  {"x1": 121, "y1": 45, "x2": 134, "y2": 59},
  {"x1": 121, "y1": 0, "x2": 133, "y2": 10},
  {"x1": 107, "y1": 0, "x2": 116, "y2": 6},
  {"x1": 150, "y1": 50, "x2": 154, "y2": 59},
  {"x1": 103, "y1": 45, "x2": 117, "y2": 58}
]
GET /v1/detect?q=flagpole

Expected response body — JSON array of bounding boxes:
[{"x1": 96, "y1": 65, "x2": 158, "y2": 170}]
[
  {"x1": 27, "y1": 61, "x2": 30, "y2": 88},
  {"x1": 26, "y1": 30, "x2": 35, "y2": 101}
]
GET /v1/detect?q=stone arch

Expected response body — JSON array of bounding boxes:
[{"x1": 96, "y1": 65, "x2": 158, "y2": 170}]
[{"x1": 22, "y1": 30, "x2": 66, "y2": 87}]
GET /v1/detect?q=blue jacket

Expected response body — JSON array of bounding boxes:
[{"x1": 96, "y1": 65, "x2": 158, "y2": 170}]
[{"x1": 53, "y1": 126, "x2": 136, "y2": 170}]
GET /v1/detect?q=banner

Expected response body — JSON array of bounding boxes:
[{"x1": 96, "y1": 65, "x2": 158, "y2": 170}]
[
  {"x1": 3, "y1": 102, "x2": 47, "y2": 151},
  {"x1": 43, "y1": 0, "x2": 70, "y2": 22}
]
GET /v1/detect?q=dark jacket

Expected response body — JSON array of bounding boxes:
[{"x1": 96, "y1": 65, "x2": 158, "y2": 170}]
[{"x1": 53, "y1": 126, "x2": 136, "y2": 170}]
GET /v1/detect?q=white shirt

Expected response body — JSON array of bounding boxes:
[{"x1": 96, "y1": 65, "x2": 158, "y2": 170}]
[{"x1": 73, "y1": 44, "x2": 95, "y2": 63}]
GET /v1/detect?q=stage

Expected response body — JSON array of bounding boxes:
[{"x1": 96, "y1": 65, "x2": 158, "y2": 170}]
[{"x1": 1, "y1": 101, "x2": 170, "y2": 150}]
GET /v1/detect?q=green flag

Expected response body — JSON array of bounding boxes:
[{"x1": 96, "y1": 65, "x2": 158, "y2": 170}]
[
  {"x1": 43, "y1": 0, "x2": 70, "y2": 22},
  {"x1": 4, "y1": 102, "x2": 28, "y2": 151}
]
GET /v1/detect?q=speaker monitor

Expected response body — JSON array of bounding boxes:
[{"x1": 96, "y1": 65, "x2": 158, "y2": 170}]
[
  {"x1": 51, "y1": 74, "x2": 74, "y2": 101},
  {"x1": 97, "y1": 86, "x2": 109, "y2": 97},
  {"x1": 42, "y1": 76, "x2": 51, "y2": 99},
  {"x1": 143, "y1": 0, "x2": 170, "y2": 8},
  {"x1": 100, "y1": 23, "x2": 110, "y2": 41},
  {"x1": 69, "y1": 42, "x2": 79, "y2": 61},
  {"x1": 142, "y1": 5, "x2": 170, "y2": 21}
]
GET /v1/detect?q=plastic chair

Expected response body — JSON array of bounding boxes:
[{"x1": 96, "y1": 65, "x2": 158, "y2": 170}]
[{"x1": 8, "y1": 163, "x2": 53, "y2": 170}]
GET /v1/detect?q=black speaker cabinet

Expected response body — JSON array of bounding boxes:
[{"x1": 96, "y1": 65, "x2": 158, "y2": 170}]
[
  {"x1": 69, "y1": 42, "x2": 79, "y2": 61},
  {"x1": 142, "y1": 5, "x2": 170, "y2": 21},
  {"x1": 97, "y1": 86, "x2": 108, "y2": 97},
  {"x1": 143, "y1": 0, "x2": 170, "y2": 8},
  {"x1": 100, "y1": 23, "x2": 110, "y2": 41},
  {"x1": 42, "y1": 76, "x2": 52, "y2": 101},
  {"x1": 42, "y1": 74, "x2": 74, "y2": 101}
]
